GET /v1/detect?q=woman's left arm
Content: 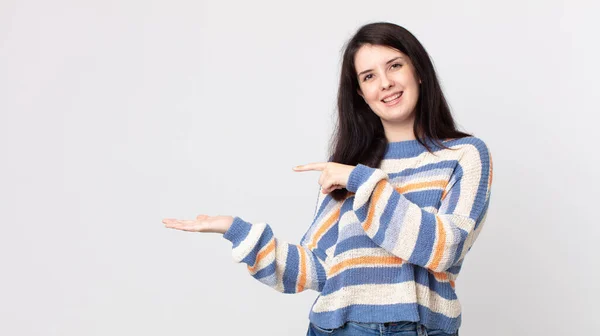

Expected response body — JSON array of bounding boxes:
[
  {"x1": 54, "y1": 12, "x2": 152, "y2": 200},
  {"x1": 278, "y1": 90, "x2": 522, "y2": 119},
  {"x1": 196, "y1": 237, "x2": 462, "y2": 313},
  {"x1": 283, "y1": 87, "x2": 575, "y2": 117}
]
[{"x1": 347, "y1": 140, "x2": 493, "y2": 273}]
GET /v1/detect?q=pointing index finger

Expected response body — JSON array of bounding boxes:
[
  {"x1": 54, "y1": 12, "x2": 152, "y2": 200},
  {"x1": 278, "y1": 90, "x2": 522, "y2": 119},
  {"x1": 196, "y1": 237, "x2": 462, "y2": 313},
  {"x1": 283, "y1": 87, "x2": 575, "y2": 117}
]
[{"x1": 293, "y1": 162, "x2": 327, "y2": 172}]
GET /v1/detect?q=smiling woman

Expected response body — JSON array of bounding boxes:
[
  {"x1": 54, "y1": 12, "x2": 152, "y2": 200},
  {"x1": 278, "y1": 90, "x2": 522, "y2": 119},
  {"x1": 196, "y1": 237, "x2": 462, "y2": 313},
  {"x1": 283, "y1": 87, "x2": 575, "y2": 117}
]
[
  {"x1": 355, "y1": 46, "x2": 422, "y2": 126},
  {"x1": 163, "y1": 21, "x2": 492, "y2": 336}
]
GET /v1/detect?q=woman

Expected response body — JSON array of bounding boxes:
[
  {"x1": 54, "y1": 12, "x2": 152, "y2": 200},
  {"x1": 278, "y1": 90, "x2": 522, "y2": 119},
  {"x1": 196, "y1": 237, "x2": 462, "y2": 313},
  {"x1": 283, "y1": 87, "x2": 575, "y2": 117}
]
[{"x1": 163, "y1": 22, "x2": 492, "y2": 336}]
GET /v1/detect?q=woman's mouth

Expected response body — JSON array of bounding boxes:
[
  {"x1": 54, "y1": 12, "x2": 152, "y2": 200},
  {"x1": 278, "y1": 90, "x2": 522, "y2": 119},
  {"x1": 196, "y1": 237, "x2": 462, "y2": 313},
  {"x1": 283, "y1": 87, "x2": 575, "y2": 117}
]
[{"x1": 381, "y1": 91, "x2": 403, "y2": 106}]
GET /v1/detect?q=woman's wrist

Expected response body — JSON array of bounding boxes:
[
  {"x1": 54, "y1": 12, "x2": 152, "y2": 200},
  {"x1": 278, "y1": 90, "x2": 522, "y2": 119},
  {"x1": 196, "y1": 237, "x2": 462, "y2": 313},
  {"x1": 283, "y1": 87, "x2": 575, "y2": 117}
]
[{"x1": 219, "y1": 215, "x2": 235, "y2": 234}]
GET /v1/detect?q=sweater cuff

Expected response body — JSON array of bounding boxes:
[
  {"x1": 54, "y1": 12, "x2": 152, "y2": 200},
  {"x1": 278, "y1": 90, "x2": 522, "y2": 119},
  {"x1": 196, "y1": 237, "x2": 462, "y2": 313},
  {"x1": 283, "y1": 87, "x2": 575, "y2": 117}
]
[
  {"x1": 347, "y1": 164, "x2": 378, "y2": 192},
  {"x1": 222, "y1": 216, "x2": 252, "y2": 246}
]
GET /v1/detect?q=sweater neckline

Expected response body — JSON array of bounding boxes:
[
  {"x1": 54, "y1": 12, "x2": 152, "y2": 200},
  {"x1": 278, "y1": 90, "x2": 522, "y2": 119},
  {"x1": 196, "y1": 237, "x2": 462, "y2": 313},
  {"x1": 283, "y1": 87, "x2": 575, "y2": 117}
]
[{"x1": 385, "y1": 137, "x2": 447, "y2": 157}]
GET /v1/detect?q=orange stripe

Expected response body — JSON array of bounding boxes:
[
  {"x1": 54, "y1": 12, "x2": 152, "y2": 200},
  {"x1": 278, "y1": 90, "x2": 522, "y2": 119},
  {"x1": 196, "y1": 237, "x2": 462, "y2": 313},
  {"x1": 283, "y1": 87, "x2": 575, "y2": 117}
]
[
  {"x1": 363, "y1": 180, "x2": 387, "y2": 232},
  {"x1": 431, "y1": 271, "x2": 449, "y2": 281},
  {"x1": 328, "y1": 255, "x2": 403, "y2": 276},
  {"x1": 450, "y1": 280, "x2": 455, "y2": 288},
  {"x1": 247, "y1": 239, "x2": 276, "y2": 273},
  {"x1": 397, "y1": 180, "x2": 447, "y2": 194},
  {"x1": 297, "y1": 246, "x2": 307, "y2": 292},
  {"x1": 307, "y1": 206, "x2": 341, "y2": 250},
  {"x1": 428, "y1": 216, "x2": 446, "y2": 270},
  {"x1": 441, "y1": 189, "x2": 449, "y2": 201}
]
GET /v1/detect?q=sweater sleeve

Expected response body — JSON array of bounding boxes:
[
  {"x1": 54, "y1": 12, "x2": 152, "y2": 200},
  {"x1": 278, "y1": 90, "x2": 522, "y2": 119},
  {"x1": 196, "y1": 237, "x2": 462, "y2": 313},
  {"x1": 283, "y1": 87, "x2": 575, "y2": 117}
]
[
  {"x1": 222, "y1": 187, "x2": 330, "y2": 293},
  {"x1": 346, "y1": 139, "x2": 493, "y2": 273}
]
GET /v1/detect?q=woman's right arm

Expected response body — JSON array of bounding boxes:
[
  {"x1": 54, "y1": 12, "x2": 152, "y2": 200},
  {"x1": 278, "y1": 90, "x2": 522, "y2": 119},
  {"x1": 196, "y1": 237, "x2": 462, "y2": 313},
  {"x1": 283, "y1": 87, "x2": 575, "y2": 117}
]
[{"x1": 223, "y1": 187, "x2": 339, "y2": 293}]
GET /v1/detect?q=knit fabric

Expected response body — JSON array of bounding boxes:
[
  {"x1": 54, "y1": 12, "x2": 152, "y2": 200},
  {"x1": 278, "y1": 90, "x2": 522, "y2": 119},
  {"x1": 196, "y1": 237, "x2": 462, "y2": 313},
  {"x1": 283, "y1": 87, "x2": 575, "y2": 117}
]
[{"x1": 222, "y1": 136, "x2": 493, "y2": 334}]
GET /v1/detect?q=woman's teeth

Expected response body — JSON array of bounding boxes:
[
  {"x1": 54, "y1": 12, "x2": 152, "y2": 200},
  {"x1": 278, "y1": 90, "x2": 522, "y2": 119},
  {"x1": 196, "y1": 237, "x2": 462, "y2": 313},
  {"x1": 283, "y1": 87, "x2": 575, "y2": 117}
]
[{"x1": 382, "y1": 92, "x2": 403, "y2": 103}]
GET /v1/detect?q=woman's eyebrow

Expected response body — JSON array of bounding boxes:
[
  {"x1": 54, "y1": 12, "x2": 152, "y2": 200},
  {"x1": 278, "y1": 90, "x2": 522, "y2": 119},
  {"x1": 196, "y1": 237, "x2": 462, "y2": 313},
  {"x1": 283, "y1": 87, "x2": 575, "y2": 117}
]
[{"x1": 357, "y1": 56, "x2": 405, "y2": 77}]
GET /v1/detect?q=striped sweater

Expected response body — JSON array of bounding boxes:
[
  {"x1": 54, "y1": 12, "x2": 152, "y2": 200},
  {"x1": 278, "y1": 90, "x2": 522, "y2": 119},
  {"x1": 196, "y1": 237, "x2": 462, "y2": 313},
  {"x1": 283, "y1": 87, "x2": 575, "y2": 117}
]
[{"x1": 222, "y1": 136, "x2": 493, "y2": 334}]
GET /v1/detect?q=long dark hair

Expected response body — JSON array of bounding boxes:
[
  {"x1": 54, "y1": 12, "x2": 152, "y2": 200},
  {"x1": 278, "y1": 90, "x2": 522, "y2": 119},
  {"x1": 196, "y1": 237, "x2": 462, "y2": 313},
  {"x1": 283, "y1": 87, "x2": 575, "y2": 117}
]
[{"x1": 329, "y1": 22, "x2": 472, "y2": 201}]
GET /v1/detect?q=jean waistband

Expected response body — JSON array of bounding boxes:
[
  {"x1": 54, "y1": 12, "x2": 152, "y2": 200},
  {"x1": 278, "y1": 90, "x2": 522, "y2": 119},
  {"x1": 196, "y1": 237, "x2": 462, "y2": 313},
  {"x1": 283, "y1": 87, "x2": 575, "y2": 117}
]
[{"x1": 350, "y1": 320, "x2": 424, "y2": 332}]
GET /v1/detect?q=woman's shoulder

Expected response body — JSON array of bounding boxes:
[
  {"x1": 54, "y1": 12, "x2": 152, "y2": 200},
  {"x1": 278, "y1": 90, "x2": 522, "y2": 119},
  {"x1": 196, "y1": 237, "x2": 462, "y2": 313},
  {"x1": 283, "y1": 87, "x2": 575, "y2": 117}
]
[
  {"x1": 443, "y1": 136, "x2": 492, "y2": 170},
  {"x1": 443, "y1": 135, "x2": 488, "y2": 148}
]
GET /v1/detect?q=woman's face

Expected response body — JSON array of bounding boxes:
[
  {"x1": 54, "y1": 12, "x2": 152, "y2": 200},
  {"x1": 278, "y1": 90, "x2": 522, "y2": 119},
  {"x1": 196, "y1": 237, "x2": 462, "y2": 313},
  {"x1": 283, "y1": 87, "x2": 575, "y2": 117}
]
[{"x1": 355, "y1": 44, "x2": 421, "y2": 126}]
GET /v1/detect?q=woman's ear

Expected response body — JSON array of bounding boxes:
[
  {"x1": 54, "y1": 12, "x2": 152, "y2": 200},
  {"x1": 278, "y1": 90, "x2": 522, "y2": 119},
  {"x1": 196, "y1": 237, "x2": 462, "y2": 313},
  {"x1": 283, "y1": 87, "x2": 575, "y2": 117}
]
[{"x1": 357, "y1": 88, "x2": 364, "y2": 98}]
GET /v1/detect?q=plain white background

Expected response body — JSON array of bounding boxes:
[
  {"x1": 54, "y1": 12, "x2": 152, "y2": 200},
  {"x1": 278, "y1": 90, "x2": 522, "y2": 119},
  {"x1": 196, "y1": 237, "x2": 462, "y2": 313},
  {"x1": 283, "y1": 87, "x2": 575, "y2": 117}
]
[{"x1": 1, "y1": 0, "x2": 598, "y2": 335}]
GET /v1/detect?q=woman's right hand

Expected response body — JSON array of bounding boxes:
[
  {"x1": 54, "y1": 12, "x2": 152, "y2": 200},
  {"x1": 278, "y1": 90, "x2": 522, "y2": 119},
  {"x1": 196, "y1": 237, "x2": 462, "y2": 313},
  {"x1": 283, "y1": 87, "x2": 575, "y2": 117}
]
[{"x1": 162, "y1": 215, "x2": 234, "y2": 234}]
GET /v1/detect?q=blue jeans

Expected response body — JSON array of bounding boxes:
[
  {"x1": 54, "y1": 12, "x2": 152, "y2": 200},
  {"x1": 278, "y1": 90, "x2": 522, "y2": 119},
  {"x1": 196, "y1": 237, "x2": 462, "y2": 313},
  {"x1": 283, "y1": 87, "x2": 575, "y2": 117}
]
[{"x1": 307, "y1": 321, "x2": 458, "y2": 336}]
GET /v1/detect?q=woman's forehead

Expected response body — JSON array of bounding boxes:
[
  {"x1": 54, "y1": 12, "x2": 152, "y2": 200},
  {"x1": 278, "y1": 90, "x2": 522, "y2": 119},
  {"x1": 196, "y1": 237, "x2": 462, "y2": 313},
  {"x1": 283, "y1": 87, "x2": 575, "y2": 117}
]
[{"x1": 355, "y1": 45, "x2": 408, "y2": 71}]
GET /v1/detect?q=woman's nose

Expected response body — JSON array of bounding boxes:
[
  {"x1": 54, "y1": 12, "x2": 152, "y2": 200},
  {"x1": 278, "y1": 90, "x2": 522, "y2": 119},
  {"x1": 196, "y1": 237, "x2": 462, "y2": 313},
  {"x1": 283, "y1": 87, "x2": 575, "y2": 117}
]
[{"x1": 381, "y1": 75, "x2": 394, "y2": 89}]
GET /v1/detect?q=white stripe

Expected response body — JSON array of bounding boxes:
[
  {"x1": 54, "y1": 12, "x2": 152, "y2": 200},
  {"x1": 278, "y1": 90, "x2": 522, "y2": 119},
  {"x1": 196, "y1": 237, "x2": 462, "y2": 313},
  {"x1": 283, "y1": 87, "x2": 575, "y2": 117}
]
[
  {"x1": 311, "y1": 282, "x2": 460, "y2": 317},
  {"x1": 272, "y1": 240, "x2": 289, "y2": 292},
  {"x1": 390, "y1": 202, "x2": 421, "y2": 261},
  {"x1": 231, "y1": 222, "x2": 267, "y2": 263}
]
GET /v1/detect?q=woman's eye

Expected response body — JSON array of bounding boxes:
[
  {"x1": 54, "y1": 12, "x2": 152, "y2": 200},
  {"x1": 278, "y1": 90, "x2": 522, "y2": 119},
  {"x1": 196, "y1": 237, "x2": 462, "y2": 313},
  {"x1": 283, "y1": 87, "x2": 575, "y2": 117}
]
[
  {"x1": 391, "y1": 63, "x2": 403, "y2": 69},
  {"x1": 363, "y1": 74, "x2": 373, "y2": 81}
]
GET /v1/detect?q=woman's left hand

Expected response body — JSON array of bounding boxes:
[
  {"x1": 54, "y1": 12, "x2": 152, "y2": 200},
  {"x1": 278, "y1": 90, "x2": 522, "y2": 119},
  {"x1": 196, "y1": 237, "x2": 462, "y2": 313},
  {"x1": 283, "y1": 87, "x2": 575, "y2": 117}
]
[{"x1": 293, "y1": 162, "x2": 356, "y2": 194}]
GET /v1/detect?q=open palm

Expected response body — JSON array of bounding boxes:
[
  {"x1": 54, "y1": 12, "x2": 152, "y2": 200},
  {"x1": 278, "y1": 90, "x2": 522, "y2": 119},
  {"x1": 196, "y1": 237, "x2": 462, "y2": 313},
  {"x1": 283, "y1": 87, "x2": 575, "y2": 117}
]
[{"x1": 162, "y1": 214, "x2": 233, "y2": 234}]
